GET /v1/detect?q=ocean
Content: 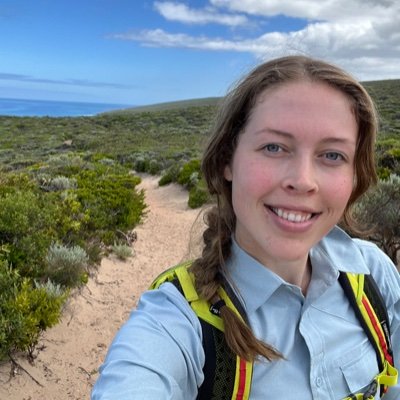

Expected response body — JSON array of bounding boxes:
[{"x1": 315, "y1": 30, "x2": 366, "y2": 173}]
[{"x1": 0, "y1": 97, "x2": 131, "y2": 117}]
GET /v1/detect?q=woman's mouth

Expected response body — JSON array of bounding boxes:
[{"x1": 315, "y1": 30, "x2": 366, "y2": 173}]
[{"x1": 269, "y1": 207, "x2": 316, "y2": 223}]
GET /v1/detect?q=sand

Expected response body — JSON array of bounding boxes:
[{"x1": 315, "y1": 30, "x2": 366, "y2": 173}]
[{"x1": 0, "y1": 175, "x2": 203, "y2": 400}]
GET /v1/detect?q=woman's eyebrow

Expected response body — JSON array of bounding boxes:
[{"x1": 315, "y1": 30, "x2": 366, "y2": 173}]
[
  {"x1": 254, "y1": 128, "x2": 356, "y2": 146},
  {"x1": 253, "y1": 128, "x2": 293, "y2": 139}
]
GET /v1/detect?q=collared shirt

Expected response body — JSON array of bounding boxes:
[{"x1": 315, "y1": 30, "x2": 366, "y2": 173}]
[{"x1": 91, "y1": 226, "x2": 400, "y2": 399}]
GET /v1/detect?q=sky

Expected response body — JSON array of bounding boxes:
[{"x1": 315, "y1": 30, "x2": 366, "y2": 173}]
[{"x1": 1, "y1": 0, "x2": 399, "y2": 106}]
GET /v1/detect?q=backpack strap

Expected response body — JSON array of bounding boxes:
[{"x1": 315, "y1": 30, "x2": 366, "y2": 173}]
[
  {"x1": 150, "y1": 263, "x2": 253, "y2": 399},
  {"x1": 339, "y1": 272, "x2": 398, "y2": 397}
]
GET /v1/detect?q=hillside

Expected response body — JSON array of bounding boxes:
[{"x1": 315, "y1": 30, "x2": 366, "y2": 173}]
[
  {"x1": 109, "y1": 79, "x2": 400, "y2": 138},
  {"x1": 0, "y1": 79, "x2": 399, "y2": 173},
  {"x1": 102, "y1": 97, "x2": 221, "y2": 114},
  {"x1": 363, "y1": 79, "x2": 400, "y2": 137}
]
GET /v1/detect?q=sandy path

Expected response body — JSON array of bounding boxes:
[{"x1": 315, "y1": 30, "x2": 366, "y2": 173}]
[{"x1": 0, "y1": 175, "x2": 202, "y2": 400}]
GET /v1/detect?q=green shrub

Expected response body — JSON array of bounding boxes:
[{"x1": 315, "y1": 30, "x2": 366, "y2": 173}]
[
  {"x1": 148, "y1": 158, "x2": 161, "y2": 175},
  {"x1": 0, "y1": 262, "x2": 67, "y2": 359},
  {"x1": 47, "y1": 154, "x2": 87, "y2": 175},
  {"x1": 45, "y1": 243, "x2": 89, "y2": 287},
  {"x1": 76, "y1": 167, "x2": 146, "y2": 243},
  {"x1": 12, "y1": 279, "x2": 67, "y2": 357},
  {"x1": 84, "y1": 239, "x2": 103, "y2": 266},
  {"x1": 133, "y1": 155, "x2": 149, "y2": 173},
  {"x1": 111, "y1": 243, "x2": 133, "y2": 260},
  {"x1": 159, "y1": 163, "x2": 181, "y2": 186},
  {"x1": 377, "y1": 167, "x2": 391, "y2": 181},
  {"x1": 0, "y1": 189, "x2": 58, "y2": 277},
  {"x1": 48, "y1": 176, "x2": 77, "y2": 191},
  {"x1": 188, "y1": 179, "x2": 209, "y2": 209},
  {"x1": 177, "y1": 159, "x2": 201, "y2": 188},
  {"x1": 353, "y1": 174, "x2": 400, "y2": 264},
  {"x1": 98, "y1": 157, "x2": 115, "y2": 166},
  {"x1": 34, "y1": 279, "x2": 65, "y2": 297}
]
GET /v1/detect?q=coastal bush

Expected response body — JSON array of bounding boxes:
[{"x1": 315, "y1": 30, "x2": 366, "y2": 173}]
[
  {"x1": 52, "y1": 190, "x2": 89, "y2": 245},
  {"x1": 133, "y1": 155, "x2": 149, "y2": 173},
  {"x1": 188, "y1": 178, "x2": 210, "y2": 209},
  {"x1": 177, "y1": 159, "x2": 201, "y2": 188},
  {"x1": 353, "y1": 175, "x2": 400, "y2": 264},
  {"x1": 158, "y1": 163, "x2": 181, "y2": 186},
  {"x1": 0, "y1": 189, "x2": 58, "y2": 277},
  {"x1": 45, "y1": 243, "x2": 89, "y2": 287},
  {"x1": 0, "y1": 262, "x2": 67, "y2": 359},
  {"x1": 148, "y1": 158, "x2": 162, "y2": 175},
  {"x1": 111, "y1": 242, "x2": 133, "y2": 260},
  {"x1": 47, "y1": 153, "x2": 87, "y2": 176},
  {"x1": 12, "y1": 279, "x2": 68, "y2": 357},
  {"x1": 76, "y1": 166, "x2": 145, "y2": 243},
  {"x1": 47, "y1": 176, "x2": 77, "y2": 191},
  {"x1": 377, "y1": 167, "x2": 392, "y2": 181}
]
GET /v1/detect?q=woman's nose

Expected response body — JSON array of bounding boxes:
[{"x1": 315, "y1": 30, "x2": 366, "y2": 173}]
[{"x1": 281, "y1": 157, "x2": 319, "y2": 194}]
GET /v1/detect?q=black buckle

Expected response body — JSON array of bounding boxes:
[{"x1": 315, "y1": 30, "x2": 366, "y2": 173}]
[
  {"x1": 363, "y1": 380, "x2": 378, "y2": 399},
  {"x1": 209, "y1": 299, "x2": 226, "y2": 316}
]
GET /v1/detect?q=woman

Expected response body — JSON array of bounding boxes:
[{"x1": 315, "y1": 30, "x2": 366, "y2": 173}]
[{"x1": 91, "y1": 55, "x2": 400, "y2": 399}]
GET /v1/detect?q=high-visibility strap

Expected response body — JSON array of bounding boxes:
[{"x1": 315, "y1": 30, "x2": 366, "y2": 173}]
[
  {"x1": 151, "y1": 262, "x2": 254, "y2": 399},
  {"x1": 231, "y1": 357, "x2": 252, "y2": 400},
  {"x1": 346, "y1": 274, "x2": 393, "y2": 368},
  {"x1": 340, "y1": 272, "x2": 398, "y2": 397}
]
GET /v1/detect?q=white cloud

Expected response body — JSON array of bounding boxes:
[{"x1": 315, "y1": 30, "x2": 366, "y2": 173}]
[
  {"x1": 110, "y1": 0, "x2": 400, "y2": 80},
  {"x1": 210, "y1": 0, "x2": 398, "y2": 22},
  {"x1": 0, "y1": 72, "x2": 130, "y2": 89},
  {"x1": 154, "y1": 1, "x2": 248, "y2": 26},
  {"x1": 110, "y1": 29, "x2": 243, "y2": 51}
]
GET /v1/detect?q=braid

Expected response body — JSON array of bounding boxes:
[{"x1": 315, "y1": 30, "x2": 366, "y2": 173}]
[
  {"x1": 190, "y1": 201, "x2": 283, "y2": 362},
  {"x1": 191, "y1": 203, "x2": 231, "y2": 301}
]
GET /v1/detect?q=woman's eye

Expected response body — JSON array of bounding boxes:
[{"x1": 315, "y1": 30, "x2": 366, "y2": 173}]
[
  {"x1": 264, "y1": 144, "x2": 282, "y2": 153},
  {"x1": 325, "y1": 152, "x2": 344, "y2": 161}
]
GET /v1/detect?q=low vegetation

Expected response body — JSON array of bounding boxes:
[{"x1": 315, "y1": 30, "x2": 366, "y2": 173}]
[
  {"x1": 0, "y1": 154, "x2": 145, "y2": 360},
  {"x1": 0, "y1": 80, "x2": 398, "y2": 360}
]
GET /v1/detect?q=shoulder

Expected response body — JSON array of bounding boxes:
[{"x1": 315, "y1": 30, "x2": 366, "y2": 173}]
[
  {"x1": 137, "y1": 281, "x2": 203, "y2": 333},
  {"x1": 351, "y1": 237, "x2": 393, "y2": 267},
  {"x1": 352, "y1": 238, "x2": 400, "y2": 308}
]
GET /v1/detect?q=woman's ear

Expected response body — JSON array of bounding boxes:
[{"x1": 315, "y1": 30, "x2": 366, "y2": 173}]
[{"x1": 224, "y1": 165, "x2": 233, "y2": 181}]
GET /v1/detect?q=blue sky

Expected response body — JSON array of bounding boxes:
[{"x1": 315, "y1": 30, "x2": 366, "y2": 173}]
[{"x1": 1, "y1": 0, "x2": 399, "y2": 106}]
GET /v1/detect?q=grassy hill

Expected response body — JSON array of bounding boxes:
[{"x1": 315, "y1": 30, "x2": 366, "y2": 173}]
[
  {"x1": 103, "y1": 97, "x2": 221, "y2": 114},
  {"x1": 363, "y1": 79, "x2": 400, "y2": 137},
  {"x1": 0, "y1": 79, "x2": 399, "y2": 172}
]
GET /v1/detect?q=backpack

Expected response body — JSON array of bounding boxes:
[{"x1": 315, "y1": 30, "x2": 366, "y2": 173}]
[{"x1": 150, "y1": 263, "x2": 398, "y2": 399}]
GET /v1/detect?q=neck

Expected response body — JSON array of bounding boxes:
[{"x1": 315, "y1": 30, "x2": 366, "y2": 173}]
[{"x1": 263, "y1": 256, "x2": 312, "y2": 295}]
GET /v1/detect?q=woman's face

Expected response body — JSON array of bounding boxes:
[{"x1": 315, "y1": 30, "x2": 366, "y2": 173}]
[{"x1": 224, "y1": 80, "x2": 358, "y2": 272}]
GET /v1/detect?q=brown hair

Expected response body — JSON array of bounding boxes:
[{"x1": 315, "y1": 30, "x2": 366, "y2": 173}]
[{"x1": 190, "y1": 55, "x2": 378, "y2": 362}]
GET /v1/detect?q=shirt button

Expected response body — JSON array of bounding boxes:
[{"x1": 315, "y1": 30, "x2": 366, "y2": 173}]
[{"x1": 316, "y1": 377, "x2": 323, "y2": 387}]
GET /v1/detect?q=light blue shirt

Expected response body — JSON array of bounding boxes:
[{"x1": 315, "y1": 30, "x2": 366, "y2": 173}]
[{"x1": 91, "y1": 226, "x2": 400, "y2": 399}]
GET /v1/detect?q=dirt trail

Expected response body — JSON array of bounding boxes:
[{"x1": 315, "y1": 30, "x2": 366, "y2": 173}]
[{"x1": 0, "y1": 175, "x2": 202, "y2": 400}]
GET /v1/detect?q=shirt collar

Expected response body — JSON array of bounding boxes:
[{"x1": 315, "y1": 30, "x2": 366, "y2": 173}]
[
  {"x1": 225, "y1": 226, "x2": 369, "y2": 314},
  {"x1": 310, "y1": 226, "x2": 370, "y2": 275}
]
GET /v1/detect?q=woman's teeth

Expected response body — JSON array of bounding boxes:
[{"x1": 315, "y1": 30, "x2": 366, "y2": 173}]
[{"x1": 271, "y1": 207, "x2": 313, "y2": 223}]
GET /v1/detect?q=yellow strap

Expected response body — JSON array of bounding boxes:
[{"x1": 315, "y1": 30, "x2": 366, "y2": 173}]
[
  {"x1": 174, "y1": 265, "x2": 199, "y2": 302},
  {"x1": 376, "y1": 362, "x2": 398, "y2": 388},
  {"x1": 149, "y1": 261, "x2": 192, "y2": 289},
  {"x1": 346, "y1": 274, "x2": 386, "y2": 368},
  {"x1": 346, "y1": 273, "x2": 364, "y2": 306},
  {"x1": 231, "y1": 357, "x2": 253, "y2": 400},
  {"x1": 161, "y1": 264, "x2": 253, "y2": 399}
]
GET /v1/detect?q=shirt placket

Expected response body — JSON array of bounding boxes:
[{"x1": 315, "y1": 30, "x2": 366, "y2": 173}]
[{"x1": 300, "y1": 306, "x2": 333, "y2": 399}]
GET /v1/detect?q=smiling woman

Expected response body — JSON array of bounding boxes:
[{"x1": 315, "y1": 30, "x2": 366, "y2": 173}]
[
  {"x1": 222, "y1": 80, "x2": 358, "y2": 287},
  {"x1": 91, "y1": 55, "x2": 400, "y2": 400}
]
